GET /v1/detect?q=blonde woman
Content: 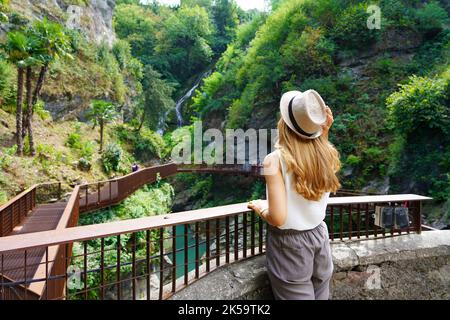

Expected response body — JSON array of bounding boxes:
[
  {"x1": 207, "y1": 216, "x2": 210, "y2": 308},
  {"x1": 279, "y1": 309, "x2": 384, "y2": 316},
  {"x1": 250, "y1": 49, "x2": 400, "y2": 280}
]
[{"x1": 248, "y1": 89, "x2": 341, "y2": 300}]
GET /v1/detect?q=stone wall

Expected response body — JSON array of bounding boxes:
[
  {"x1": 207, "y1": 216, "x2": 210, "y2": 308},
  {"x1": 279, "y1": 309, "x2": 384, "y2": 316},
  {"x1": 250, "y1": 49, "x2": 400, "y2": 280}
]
[{"x1": 170, "y1": 231, "x2": 450, "y2": 300}]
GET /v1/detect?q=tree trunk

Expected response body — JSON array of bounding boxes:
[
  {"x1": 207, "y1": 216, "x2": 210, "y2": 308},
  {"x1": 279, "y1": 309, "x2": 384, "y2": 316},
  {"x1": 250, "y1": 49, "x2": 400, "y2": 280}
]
[
  {"x1": 22, "y1": 67, "x2": 32, "y2": 139},
  {"x1": 25, "y1": 67, "x2": 35, "y2": 156},
  {"x1": 137, "y1": 109, "x2": 146, "y2": 132},
  {"x1": 99, "y1": 119, "x2": 104, "y2": 153},
  {"x1": 16, "y1": 67, "x2": 24, "y2": 155},
  {"x1": 31, "y1": 63, "x2": 48, "y2": 108}
]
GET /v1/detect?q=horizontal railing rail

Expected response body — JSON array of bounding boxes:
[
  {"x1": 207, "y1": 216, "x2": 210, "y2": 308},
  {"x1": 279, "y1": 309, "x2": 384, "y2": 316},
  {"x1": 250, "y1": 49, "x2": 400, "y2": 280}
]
[
  {"x1": 0, "y1": 182, "x2": 66, "y2": 237},
  {"x1": 0, "y1": 194, "x2": 431, "y2": 300}
]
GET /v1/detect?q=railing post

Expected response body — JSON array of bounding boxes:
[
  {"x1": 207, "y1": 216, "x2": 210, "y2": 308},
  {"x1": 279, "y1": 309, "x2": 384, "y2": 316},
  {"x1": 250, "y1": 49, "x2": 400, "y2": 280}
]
[{"x1": 415, "y1": 201, "x2": 422, "y2": 234}]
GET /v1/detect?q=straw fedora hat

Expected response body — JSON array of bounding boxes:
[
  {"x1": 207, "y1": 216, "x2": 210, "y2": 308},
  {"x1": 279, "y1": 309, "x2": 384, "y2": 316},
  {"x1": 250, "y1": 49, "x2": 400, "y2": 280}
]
[{"x1": 279, "y1": 89, "x2": 327, "y2": 139}]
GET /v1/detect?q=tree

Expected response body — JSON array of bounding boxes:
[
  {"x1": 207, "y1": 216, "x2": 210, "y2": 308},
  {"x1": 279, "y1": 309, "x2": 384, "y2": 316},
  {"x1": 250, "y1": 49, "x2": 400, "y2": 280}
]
[
  {"x1": 1, "y1": 31, "x2": 32, "y2": 155},
  {"x1": 87, "y1": 100, "x2": 118, "y2": 152},
  {"x1": 22, "y1": 18, "x2": 72, "y2": 155},
  {"x1": 211, "y1": 0, "x2": 239, "y2": 53},
  {"x1": 155, "y1": 5, "x2": 213, "y2": 84},
  {"x1": 139, "y1": 65, "x2": 175, "y2": 132}
]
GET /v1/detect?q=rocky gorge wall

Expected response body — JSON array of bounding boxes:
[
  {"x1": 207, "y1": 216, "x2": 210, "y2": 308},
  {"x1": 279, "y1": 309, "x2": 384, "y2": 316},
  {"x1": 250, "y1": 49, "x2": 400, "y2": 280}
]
[
  {"x1": 170, "y1": 230, "x2": 450, "y2": 300},
  {"x1": 8, "y1": 0, "x2": 115, "y2": 46}
]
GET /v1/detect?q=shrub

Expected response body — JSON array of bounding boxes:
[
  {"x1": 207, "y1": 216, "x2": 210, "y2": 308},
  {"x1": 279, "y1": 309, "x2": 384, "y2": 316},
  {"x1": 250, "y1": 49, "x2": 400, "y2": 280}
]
[
  {"x1": 102, "y1": 143, "x2": 122, "y2": 174},
  {"x1": 387, "y1": 74, "x2": 449, "y2": 135},
  {"x1": 0, "y1": 59, "x2": 14, "y2": 105},
  {"x1": 415, "y1": 1, "x2": 449, "y2": 34},
  {"x1": 331, "y1": 2, "x2": 380, "y2": 49},
  {"x1": 66, "y1": 132, "x2": 82, "y2": 149},
  {"x1": 346, "y1": 154, "x2": 361, "y2": 166},
  {"x1": 33, "y1": 100, "x2": 52, "y2": 121}
]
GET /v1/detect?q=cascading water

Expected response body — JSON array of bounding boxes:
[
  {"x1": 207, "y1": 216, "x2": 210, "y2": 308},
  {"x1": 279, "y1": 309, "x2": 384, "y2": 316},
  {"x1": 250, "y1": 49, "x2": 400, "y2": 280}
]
[{"x1": 157, "y1": 69, "x2": 212, "y2": 135}]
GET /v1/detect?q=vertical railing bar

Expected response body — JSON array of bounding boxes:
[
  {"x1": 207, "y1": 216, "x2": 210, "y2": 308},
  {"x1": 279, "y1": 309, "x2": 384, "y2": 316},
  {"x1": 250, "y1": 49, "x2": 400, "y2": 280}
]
[
  {"x1": 216, "y1": 219, "x2": 220, "y2": 267},
  {"x1": 146, "y1": 230, "x2": 151, "y2": 300},
  {"x1": 100, "y1": 238, "x2": 105, "y2": 300},
  {"x1": 339, "y1": 206, "x2": 343, "y2": 241},
  {"x1": 225, "y1": 216, "x2": 230, "y2": 263},
  {"x1": 243, "y1": 212, "x2": 247, "y2": 258},
  {"x1": 45, "y1": 247, "x2": 49, "y2": 300},
  {"x1": 365, "y1": 203, "x2": 369, "y2": 238},
  {"x1": 116, "y1": 235, "x2": 121, "y2": 300},
  {"x1": 172, "y1": 225, "x2": 176, "y2": 293},
  {"x1": 184, "y1": 224, "x2": 188, "y2": 285},
  {"x1": 356, "y1": 204, "x2": 360, "y2": 239},
  {"x1": 65, "y1": 244, "x2": 69, "y2": 299},
  {"x1": 24, "y1": 250, "x2": 27, "y2": 300},
  {"x1": 374, "y1": 203, "x2": 378, "y2": 238},
  {"x1": 83, "y1": 241, "x2": 88, "y2": 300},
  {"x1": 109, "y1": 181, "x2": 112, "y2": 202},
  {"x1": 195, "y1": 222, "x2": 199, "y2": 279},
  {"x1": 1, "y1": 254, "x2": 4, "y2": 300},
  {"x1": 132, "y1": 233, "x2": 137, "y2": 300},
  {"x1": 206, "y1": 221, "x2": 210, "y2": 272},
  {"x1": 348, "y1": 204, "x2": 352, "y2": 240},
  {"x1": 250, "y1": 211, "x2": 255, "y2": 256},
  {"x1": 330, "y1": 205, "x2": 334, "y2": 241},
  {"x1": 159, "y1": 228, "x2": 164, "y2": 300},
  {"x1": 234, "y1": 215, "x2": 238, "y2": 261}
]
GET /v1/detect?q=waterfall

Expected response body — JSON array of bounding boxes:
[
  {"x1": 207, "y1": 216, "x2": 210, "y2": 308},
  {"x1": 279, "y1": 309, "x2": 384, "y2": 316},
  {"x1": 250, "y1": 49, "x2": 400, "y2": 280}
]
[{"x1": 157, "y1": 69, "x2": 212, "y2": 135}]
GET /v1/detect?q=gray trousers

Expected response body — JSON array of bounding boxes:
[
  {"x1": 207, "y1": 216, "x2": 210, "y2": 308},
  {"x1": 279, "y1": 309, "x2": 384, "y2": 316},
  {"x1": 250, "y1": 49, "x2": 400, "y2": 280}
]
[{"x1": 265, "y1": 221, "x2": 333, "y2": 300}]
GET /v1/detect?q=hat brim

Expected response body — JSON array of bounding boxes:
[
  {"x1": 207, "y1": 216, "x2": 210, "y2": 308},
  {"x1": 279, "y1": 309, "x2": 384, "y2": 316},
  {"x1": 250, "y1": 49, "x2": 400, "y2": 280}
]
[{"x1": 280, "y1": 90, "x2": 324, "y2": 140}]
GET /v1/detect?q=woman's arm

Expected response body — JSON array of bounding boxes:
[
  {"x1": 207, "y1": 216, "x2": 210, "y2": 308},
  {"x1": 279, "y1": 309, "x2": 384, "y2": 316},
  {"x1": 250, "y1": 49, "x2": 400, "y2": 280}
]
[{"x1": 248, "y1": 152, "x2": 287, "y2": 227}]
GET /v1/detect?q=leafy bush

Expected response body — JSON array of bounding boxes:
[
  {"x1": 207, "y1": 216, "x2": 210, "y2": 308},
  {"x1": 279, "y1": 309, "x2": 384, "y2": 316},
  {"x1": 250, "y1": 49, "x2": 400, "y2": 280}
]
[
  {"x1": 0, "y1": 59, "x2": 14, "y2": 105},
  {"x1": 331, "y1": 2, "x2": 380, "y2": 49},
  {"x1": 387, "y1": 74, "x2": 449, "y2": 135},
  {"x1": 346, "y1": 154, "x2": 361, "y2": 166},
  {"x1": 0, "y1": 190, "x2": 7, "y2": 205},
  {"x1": 415, "y1": 1, "x2": 449, "y2": 34},
  {"x1": 33, "y1": 100, "x2": 52, "y2": 121},
  {"x1": 0, "y1": 145, "x2": 16, "y2": 170},
  {"x1": 66, "y1": 132, "x2": 82, "y2": 149},
  {"x1": 101, "y1": 143, "x2": 123, "y2": 174}
]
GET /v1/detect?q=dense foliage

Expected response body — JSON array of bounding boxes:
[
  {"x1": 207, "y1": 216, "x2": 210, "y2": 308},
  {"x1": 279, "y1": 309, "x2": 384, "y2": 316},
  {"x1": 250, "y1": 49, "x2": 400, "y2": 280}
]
[{"x1": 190, "y1": 0, "x2": 449, "y2": 204}]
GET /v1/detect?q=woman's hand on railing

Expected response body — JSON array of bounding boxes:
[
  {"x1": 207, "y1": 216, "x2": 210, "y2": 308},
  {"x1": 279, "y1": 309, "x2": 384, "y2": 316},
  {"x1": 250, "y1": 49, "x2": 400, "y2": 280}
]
[{"x1": 247, "y1": 199, "x2": 269, "y2": 219}]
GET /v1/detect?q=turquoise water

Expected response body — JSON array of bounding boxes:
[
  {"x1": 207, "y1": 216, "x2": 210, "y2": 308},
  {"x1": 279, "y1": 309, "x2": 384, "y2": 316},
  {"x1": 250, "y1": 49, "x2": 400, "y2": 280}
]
[{"x1": 167, "y1": 225, "x2": 207, "y2": 278}]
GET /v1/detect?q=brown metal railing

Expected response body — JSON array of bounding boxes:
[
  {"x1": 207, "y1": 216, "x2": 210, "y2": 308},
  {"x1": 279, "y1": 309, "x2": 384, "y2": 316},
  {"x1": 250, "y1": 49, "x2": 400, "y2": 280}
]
[
  {"x1": 79, "y1": 163, "x2": 178, "y2": 213},
  {"x1": 0, "y1": 182, "x2": 64, "y2": 237},
  {"x1": 0, "y1": 194, "x2": 431, "y2": 300},
  {"x1": 177, "y1": 164, "x2": 263, "y2": 176}
]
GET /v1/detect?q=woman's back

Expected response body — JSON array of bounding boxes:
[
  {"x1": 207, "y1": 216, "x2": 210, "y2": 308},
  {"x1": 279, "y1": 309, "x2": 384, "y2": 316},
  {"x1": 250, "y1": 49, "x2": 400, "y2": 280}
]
[{"x1": 267, "y1": 149, "x2": 329, "y2": 231}]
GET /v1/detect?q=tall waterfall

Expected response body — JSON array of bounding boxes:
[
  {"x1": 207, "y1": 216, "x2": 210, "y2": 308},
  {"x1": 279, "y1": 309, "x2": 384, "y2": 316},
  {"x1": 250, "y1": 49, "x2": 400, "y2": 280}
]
[{"x1": 157, "y1": 69, "x2": 212, "y2": 134}]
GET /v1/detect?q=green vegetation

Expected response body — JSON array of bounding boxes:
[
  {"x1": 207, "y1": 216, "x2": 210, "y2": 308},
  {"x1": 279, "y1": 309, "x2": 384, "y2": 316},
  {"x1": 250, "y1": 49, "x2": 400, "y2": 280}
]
[
  {"x1": 70, "y1": 180, "x2": 174, "y2": 299},
  {"x1": 191, "y1": 0, "x2": 449, "y2": 203},
  {"x1": 87, "y1": 100, "x2": 118, "y2": 152}
]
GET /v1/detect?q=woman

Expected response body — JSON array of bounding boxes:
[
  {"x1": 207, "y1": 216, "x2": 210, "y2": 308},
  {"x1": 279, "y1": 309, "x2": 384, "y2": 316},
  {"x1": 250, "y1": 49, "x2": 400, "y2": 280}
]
[{"x1": 248, "y1": 89, "x2": 341, "y2": 300}]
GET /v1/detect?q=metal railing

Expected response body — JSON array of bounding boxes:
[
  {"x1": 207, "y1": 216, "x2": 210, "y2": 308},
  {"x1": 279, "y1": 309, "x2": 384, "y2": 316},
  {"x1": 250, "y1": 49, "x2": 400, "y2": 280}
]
[
  {"x1": 0, "y1": 193, "x2": 431, "y2": 300},
  {"x1": 0, "y1": 182, "x2": 65, "y2": 237}
]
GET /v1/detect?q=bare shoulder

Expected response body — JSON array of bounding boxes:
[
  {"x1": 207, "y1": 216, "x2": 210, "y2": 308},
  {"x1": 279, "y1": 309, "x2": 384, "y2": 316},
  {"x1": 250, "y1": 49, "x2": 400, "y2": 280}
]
[{"x1": 263, "y1": 150, "x2": 281, "y2": 176}]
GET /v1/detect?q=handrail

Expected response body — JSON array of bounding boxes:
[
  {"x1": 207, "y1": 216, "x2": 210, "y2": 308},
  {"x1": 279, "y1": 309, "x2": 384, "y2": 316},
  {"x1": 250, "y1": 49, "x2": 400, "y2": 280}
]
[{"x1": 0, "y1": 194, "x2": 432, "y2": 254}]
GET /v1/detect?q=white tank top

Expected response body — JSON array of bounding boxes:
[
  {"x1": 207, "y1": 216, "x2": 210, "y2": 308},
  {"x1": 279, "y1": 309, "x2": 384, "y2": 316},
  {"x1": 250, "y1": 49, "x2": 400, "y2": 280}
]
[{"x1": 266, "y1": 149, "x2": 329, "y2": 231}]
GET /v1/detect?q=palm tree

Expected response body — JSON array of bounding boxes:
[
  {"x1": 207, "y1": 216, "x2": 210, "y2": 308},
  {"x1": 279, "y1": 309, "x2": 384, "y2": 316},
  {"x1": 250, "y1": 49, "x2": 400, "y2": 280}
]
[
  {"x1": 22, "y1": 18, "x2": 72, "y2": 155},
  {"x1": 87, "y1": 100, "x2": 118, "y2": 152},
  {"x1": 1, "y1": 31, "x2": 32, "y2": 155}
]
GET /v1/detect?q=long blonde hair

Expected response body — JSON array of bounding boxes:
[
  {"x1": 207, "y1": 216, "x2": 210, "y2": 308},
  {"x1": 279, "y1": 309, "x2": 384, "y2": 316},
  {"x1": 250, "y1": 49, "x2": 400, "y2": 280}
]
[{"x1": 276, "y1": 118, "x2": 341, "y2": 201}]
